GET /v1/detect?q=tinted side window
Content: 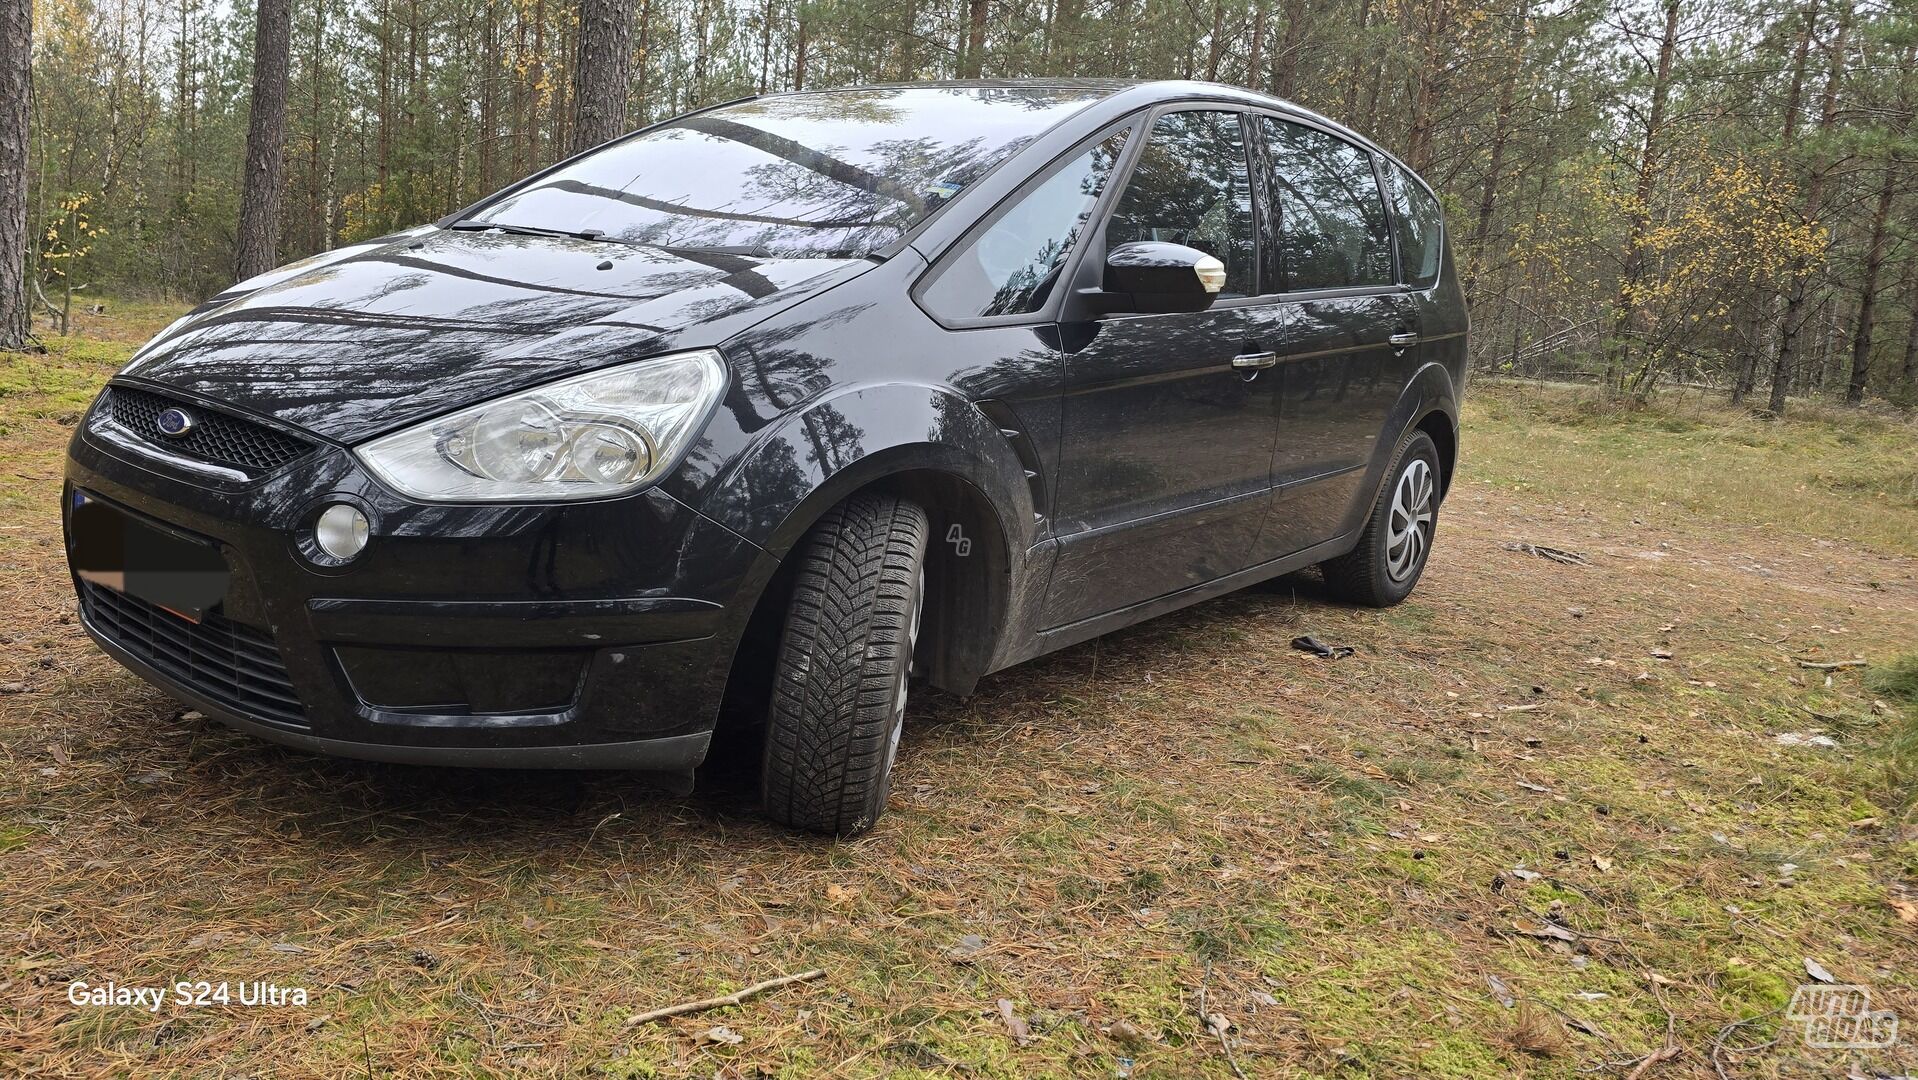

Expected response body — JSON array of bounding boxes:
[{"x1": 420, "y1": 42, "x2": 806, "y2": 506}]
[
  {"x1": 1105, "y1": 111, "x2": 1256, "y2": 297},
  {"x1": 1261, "y1": 117, "x2": 1394, "y2": 291},
  {"x1": 921, "y1": 130, "x2": 1129, "y2": 319},
  {"x1": 1386, "y1": 162, "x2": 1444, "y2": 289}
]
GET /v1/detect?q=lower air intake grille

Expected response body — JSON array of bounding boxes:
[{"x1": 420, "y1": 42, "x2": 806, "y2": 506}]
[
  {"x1": 105, "y1": 386, "x2": 313, "y2": 475},
  {"x1": 81, "y1": 581, "x2": 307, "y2": 729}
]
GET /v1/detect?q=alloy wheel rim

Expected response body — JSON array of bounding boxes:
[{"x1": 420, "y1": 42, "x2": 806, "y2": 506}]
[
  {"x1": 886, "y1": 569, "x2": 924, "y2": 770},
  {"x1": 1385, "y1": 459, "x2": 1435, "y2": 583}
]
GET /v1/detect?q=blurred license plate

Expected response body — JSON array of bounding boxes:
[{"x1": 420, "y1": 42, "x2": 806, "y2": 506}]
[{"x1": 70, "y1": 493, "x2": 227, "y2": 623}]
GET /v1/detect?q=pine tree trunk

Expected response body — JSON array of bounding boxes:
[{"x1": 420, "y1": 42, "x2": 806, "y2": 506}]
[
  {"x1": 306, "y1": 0, "x2": 326, "y2": 253},
  {"x1": 1272, "y1": 0, "x2": 1306, "y2": 98},
  {"x1": 1899, "y1": 263, "x2": 1918, "y2": 390},
  {"x1": 962, "y1": 0, "x2": 988, "y2": 78},
  {"x1": 1607, "y1": 0, "x2": 1680, "y2": 391},
  {"x1": 1344, "y1": 0, "x2": 1369, "y2": 117},
  {"x1": 1768, "y1": 2, "x2": 1848, "y2": 414},
  {"x1": 1245, "y1": 1, "x2": 1267, "y2": 91},
  {"x1": 1844, "y1": 169, "x2": 1894, "y2": 405},
  {"x1": 1204, "y1": 0, "x2": 1225, "y2": 82},
  {"x1": 571, "y1": 0, "x2": 633, "y2": 154},
  {"x1": 1465, "y1": 0, "x2": 1526, "y2": 301},
  {"x1": 480, "y1": 2, "x2": 498, "y2": 191},
  {"x1": 0, "y1": 0, "x2": 29, "y2": 350},
  {"x1": 235, "y1": 0, "x2": 291, "y2": 281},
  {"x1": 1731, "y1": 295, "x2": 1773, "y2": 406},
  {"x1": 792, "y1": 11, "x2": 809, "y2": 90}
]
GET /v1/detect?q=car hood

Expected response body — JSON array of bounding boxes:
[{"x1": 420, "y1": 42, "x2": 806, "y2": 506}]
[{"x1": 119, "y1": 227, "x2": 870, "y2": 443}]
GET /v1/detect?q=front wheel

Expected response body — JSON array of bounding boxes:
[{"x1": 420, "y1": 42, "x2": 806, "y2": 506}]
[
  {"x1": 1319, "y1": 430, "x2": 1441, "y2": 607},
  {"x1": 760, "y1": 492, "x2": 928, "y2": 835}
]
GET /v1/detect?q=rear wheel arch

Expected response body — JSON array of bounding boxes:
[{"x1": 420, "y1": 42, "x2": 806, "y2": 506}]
[{"x1": 1414, "y1": 408, "x2": 1457, "y2": 499}]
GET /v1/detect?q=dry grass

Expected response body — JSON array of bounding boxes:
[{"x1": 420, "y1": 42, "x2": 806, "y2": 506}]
[
  {"x1": 1468, "y1": 378, "x2": 1918, "y2": 558},
  {"x1": 2, "y1": 334, "x2": 1916, "y2": 1077}
]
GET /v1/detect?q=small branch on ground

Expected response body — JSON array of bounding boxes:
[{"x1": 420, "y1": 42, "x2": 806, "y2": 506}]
[
  {"x1": 1624, "y1": 1044, "x2": 1680, "y2": 1080},
  {"x1": 1503, "y1": 542, "x2": 1589, "y2": 565},
  {"x1": 1622, "y1": 978, "x2": 1681, "y2": 1080},
  {"x1": 1709, "y1": 1008, "x2": 1784, "y2": 1080},
  {"x1": 1794, "y1": 658, "x2": 1867, "y2": 670},
  {"x1": 1195, "y1": 960, "x2": 1249, "y2": 1080},
  {"x1": 624, "y1": 969, "x2": 826, "y2": 1025}
]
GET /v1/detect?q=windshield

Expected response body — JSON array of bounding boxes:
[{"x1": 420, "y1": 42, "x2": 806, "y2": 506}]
[{"x1": 461, "y1": 86, "x2": 1113, "y2": 259}]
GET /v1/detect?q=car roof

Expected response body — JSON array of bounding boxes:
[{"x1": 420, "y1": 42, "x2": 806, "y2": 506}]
[{"x1": 761, "y1": 79, "x2": 1417, "y2": 184}]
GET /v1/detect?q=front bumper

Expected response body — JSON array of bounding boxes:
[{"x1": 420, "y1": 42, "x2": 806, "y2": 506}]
[{"x1": 64, "y1": 384, "x2": 768, "y2": 772}]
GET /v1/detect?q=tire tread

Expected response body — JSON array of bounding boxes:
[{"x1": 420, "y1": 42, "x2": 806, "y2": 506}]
[{"x1": 761, "y1": 493, "x2": 928, "y2": 834}]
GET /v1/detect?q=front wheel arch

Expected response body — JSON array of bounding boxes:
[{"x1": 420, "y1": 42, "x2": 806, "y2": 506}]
[{"x1": 714, "y1": 465, "x2": 1014, "y2": 752}]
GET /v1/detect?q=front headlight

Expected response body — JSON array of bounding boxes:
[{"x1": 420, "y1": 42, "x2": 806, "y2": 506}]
[{"x1": 355, "y1": 349, "x2": 727, "y2": 502}]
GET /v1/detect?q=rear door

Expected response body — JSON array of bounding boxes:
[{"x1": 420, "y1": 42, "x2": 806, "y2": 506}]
[
  {"x1": 1041, "y1": 108, "x2": 1286, "y2": 628},
  {"x1": 1253, "y1": 115, "x2": 1418, "y2": 560}
]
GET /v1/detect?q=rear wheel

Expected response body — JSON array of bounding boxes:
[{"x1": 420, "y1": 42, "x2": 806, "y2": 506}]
[
  {"x1": 1320, "y1": 430, "x2": 1440, "y2": 607},
  {"x1": 760, "y1": 492, "x2": 928, "y2": 835}
]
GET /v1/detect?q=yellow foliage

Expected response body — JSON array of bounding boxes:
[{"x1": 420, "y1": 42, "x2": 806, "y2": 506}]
[{"x1": 1512, "y1": 142, "x2": 1823, "y2": 351}]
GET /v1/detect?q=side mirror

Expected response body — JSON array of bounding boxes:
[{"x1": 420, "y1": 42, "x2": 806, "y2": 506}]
[{"x1": 1089, "y1": 241, "x2": 1226, "y2": 315}]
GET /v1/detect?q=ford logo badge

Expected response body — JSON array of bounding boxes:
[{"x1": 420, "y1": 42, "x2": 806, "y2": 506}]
[{"x1": 155, "y1": 407, "x2": 196, "y2": 438}]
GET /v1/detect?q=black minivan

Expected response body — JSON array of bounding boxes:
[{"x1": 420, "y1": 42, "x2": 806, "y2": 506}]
[{"x1": 65, "y1": 80, "x2": 1466, "y2": 833}]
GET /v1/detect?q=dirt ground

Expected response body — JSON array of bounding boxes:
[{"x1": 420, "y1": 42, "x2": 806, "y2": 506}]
[{"x1": 2, "y1": 331, "x2": 1915, "y2": 1077}]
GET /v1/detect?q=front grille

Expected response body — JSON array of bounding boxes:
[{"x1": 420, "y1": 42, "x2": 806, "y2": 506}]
[
  {"x1": 105, "y1": 386, "x2": 313, "y2": 475},
  {"x1": 81, "y1": 581, "x2": 307, "y2": 729}
]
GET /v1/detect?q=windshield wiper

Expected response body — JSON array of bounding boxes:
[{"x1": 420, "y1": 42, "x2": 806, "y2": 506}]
[{"x1": 445, "y1": 219, "x2": 614, "y2": 243}]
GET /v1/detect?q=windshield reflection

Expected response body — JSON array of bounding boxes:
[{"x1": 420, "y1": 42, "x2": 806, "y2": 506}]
[{"x1": 466, "y1": 87, "x2": 1111, "y2": 259}]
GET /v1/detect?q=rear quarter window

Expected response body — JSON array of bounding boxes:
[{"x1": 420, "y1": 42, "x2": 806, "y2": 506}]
[{"x1": 1386, "y1": 163, "x2": 1445, "y2": 290}]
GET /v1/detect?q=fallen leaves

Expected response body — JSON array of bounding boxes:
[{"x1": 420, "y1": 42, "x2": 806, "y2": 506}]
[
  {"x1": 1486, "y1": 973, "x2": 1516, "y2": 1008},
  {"x1": 1105, "y1": 1018, "x2": 1150, "y2": 1046},
  {"x1": 1513, "y1": 919, "x2": 1578, "y2": 943},
  {"x1": 1803, "y1": 957, "x2": 1836, "y2": 984},
  {"x1": 947, "y1": 934, "x2": 986, "y2": 963},
  {"x1": 997, "y1": 999, "x2": 1032, "y2": 1045}
]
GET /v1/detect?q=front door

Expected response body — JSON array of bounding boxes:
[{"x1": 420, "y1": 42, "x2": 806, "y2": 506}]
[{"x1": 1042, "y1": 109, "x2": 1282, "y2": 628}]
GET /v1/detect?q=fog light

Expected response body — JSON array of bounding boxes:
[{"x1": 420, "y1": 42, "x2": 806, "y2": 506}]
[{"x1": 315, "y1": 504, "x2": 369, "y2": 560}]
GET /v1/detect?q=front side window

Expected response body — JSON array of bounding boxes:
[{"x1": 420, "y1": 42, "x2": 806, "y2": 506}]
[
  {"x1": 1386, "y1": 162, "x2": 1444, "y2": 289},
  {"x1": 921, "y1": 129, "x2": 1130, "y2": 319},
  {"x1": 1105, "y1": 111, "x2": 1256, "y2": 298},
  {"x1": 1262, "y1": 117, "x2": 1394, "y2": 291},
  {"x1": 463, "y1": 87, "x2": 1111, "y2": 259}
]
